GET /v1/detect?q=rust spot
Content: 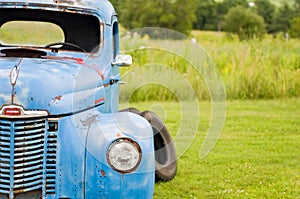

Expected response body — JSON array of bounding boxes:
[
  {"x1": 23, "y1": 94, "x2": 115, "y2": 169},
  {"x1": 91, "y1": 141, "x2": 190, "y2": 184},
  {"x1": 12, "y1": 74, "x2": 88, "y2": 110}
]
[
  {"x1": 54, "y1": 96, "x2": 62, "y2": 101},
  {"x1": 95, "y1": 97, "x2": 104, "y2": 104},
  {"x1": 73, "y1": 58, "x2": 84, "y2": 64},
  {"x1": 85, "y1": 63, "x2": 105, "y2": 79},
  {"x1": 100, "y1": 170, "x2": 106, "y2": 177},
  {"x1": 45, "y1": 56, "x2": 84, "y2": 64},
  {"x1": 116, "y1": 133, "x2": 122, "y2": 138},
  {"x1": 49, "y1": 95, "x2": 63, "y2": 107},
  {"x1": 96, "y1": 70, "x2": 104, "y2": 80},
  {"x1": 80, "y1": 115, "x2": 98, "y2": 126}
]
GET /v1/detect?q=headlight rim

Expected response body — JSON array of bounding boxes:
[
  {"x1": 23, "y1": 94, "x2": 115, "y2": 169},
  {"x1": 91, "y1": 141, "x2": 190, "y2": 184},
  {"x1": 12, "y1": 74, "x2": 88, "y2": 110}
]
[{"x1": 106, "y1": 138, "x2": 142, "y2": 174}]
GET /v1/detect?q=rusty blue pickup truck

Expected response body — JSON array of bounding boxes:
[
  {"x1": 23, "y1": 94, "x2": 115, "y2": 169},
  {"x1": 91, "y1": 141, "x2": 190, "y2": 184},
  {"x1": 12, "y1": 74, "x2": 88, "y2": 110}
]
[{"x1": 0, "y1": 0, "x2": 177, "y2": 198}]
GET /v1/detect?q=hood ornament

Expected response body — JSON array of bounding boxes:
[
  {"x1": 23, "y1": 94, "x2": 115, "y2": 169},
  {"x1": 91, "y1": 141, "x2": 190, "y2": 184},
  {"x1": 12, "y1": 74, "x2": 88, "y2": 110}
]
[{"x1": 10, "y1": 59, "x2": 22, "y2": 104}]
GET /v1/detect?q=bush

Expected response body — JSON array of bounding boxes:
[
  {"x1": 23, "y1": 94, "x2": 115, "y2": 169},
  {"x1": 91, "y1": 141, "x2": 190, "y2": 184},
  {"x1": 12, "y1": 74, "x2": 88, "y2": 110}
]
[{"x1": 223, "y1": 6, "x2": 266, "y2": 40}]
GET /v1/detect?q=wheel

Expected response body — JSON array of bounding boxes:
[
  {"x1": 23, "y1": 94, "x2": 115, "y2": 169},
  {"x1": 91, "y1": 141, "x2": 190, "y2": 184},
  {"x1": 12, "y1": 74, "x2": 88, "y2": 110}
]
[
  {"x1": 141, "y1": 111, "x2": 177, "y2": 182},
  {"x1": 119, "y1": 107, "x2": 142, "y2": 115}
]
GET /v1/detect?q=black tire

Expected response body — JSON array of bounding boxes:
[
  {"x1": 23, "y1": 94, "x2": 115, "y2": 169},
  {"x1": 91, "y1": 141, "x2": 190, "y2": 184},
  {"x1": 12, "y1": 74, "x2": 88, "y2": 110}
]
[
  {"x1": 119, "y1": 107, "x2": 142, "y2": 115},
  {"x1": 141, "y1": 111, "x2": 177, "y2": 182}
]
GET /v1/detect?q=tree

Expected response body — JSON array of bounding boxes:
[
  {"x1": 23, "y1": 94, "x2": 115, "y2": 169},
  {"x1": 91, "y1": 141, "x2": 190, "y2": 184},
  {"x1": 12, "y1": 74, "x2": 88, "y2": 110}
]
[
  {"x1": 289, "y1": 16, "x2": 300, "y2": 38},
  {"x1": 120, "y1": 0, "x2": 169, "y2": 29},
  {"x1": 254, "y1": 0, "x2": 276, "y2": 33},
  {"x1": 193, "y1": 0, "x2": 249, "y2": 32},
  {"x1": 109, "y1": 0, "x2": 122, "y2": 14},
  {"x1": 215, "y1": 1, "x2": 229, "y2": 31},
  {"x1": 222, "y1": 0, "x2": 248, "y2": 12},
  {"x1": 194, "y1": 0, "x2": 218, "y2": 30},
  {"x1": 223, "y1": 0, "x2": 248, "y2": 7},
  {"x1": 270, "y1": 3, "x2": 297, "y2": 33},
  {"x1": 223, "y1": 6, "x2": 266, "y2": 40},
  {"x1": 172, "y1": 0, "x2": 196, "y2": 35},
  {"x1": 215, "y1": 0, "x2": 249, "y2": 31},
  {"x1": 119, "y1": 0, "x2": 196, "y2": 37},
  {"x1": 295, "y1": 0, "x2": 300, "y2": 10}
]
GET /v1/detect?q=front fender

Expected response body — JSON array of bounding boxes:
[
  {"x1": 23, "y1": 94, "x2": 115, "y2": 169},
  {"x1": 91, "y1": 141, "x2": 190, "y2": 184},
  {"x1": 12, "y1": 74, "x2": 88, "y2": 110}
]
[{"x1": 81, "y1": 112, "x2": 155, "y2": 198}]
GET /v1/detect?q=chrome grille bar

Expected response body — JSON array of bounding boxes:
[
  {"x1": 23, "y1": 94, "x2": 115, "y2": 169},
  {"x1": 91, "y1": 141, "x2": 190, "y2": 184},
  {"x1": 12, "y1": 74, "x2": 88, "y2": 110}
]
[
  {"x1": 9, "y1": 122, "x2": 14, "y2": 199},
  {"x1": 0, "y1": 116, "x2": 58, "y2": 198},
  {"x1": 0, "y1": 105, "x2": 57, "y2": 198}
]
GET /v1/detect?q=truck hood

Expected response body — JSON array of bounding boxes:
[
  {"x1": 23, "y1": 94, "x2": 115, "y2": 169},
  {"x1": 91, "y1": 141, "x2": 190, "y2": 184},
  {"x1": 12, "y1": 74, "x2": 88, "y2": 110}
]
[{"x1": 0, "y1": 57, "x2": 105, "y2": 115}]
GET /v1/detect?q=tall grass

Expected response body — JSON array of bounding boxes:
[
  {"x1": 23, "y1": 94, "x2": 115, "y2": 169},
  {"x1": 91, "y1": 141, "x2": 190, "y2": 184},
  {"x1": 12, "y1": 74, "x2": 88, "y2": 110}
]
[
  {"x1": 195, "y1": 31, "x2": 300, "y2": 99},
  {"x1": 120, "y1": 31, "x2": 300, "y2": 101},
  {"x1": 1, "y1": 22, "x2": 299, "y2": 101}
]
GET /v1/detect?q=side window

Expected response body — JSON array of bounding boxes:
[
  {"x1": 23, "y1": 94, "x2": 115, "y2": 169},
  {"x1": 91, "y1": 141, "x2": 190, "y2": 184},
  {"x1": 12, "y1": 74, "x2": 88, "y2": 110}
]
[{"x1": 112, "y1": 22, "x2": 119, "y2": 59}]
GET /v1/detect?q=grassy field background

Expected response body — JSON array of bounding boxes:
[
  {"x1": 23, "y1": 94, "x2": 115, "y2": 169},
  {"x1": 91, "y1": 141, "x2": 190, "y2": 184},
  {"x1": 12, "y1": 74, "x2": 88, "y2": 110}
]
[
  {"x1": 0, "y1": 21, "x2": 64, "y2": 46},
  {"x1": 120, "y1": 30, "x2": 300, "y2": 101},
  {"x1": 192, "y1": 31, "x2": 300, "y2": 99},
  {"x1": 121, "y1": 99, "x2": 300, "y2": 198},
  {"x1": 119, "y1": 30, "x2": 300, "y2": 198},
  {"x1": 1, "y1": 22, "x2": 300, "y2": 100},
  {"x1": 0, "y1": 22, "x2": 299, "y2": 198}
]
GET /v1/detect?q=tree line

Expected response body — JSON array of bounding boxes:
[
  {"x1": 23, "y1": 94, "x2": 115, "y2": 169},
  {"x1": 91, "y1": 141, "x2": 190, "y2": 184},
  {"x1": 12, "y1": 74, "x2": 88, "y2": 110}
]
[{"x1": 110, "y1": 0, "x2": 300, "y2": 40}]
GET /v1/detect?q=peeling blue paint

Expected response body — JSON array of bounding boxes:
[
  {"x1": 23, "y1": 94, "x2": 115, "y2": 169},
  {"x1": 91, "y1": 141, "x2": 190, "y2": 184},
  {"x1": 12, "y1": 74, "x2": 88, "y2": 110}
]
[{"x1": 0, "y1": 1, "x2": 155, "y2": 198}]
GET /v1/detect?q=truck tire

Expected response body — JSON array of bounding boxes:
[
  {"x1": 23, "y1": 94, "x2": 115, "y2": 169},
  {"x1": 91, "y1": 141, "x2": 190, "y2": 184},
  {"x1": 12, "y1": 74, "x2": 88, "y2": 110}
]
[
  {"x1": 141, "y1": 111, "x2": 177, "y2": 182},
  {"x1": 119, "y1": 107, "x2": 142, "y2": 115}
]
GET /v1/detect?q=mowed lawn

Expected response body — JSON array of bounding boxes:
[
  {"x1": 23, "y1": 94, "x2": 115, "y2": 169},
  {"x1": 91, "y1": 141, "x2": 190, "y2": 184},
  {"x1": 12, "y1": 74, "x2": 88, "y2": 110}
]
[{"x1": 122, "y1": 98, "x2": 300, "y2": 198}]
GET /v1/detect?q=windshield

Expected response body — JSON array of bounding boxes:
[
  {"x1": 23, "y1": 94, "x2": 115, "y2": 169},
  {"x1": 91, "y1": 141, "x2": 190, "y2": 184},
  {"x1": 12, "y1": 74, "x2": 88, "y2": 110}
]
[
  {"x1": 0, "y1": 8, "x2": 101, "y2": 52},
  {"x1": 0, "y1": 21, "x2": 64, "y2": 46}
]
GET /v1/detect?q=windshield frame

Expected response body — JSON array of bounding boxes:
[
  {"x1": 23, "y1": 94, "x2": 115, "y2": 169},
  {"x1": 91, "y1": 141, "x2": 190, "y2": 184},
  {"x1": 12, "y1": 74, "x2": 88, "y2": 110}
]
[{"x1": 0, "y1": 4, "x2": 104, "y2": 53}]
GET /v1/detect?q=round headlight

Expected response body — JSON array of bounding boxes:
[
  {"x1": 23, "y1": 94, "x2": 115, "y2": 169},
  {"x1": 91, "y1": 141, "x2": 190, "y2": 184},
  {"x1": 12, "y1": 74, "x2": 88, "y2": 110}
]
[{"x1": 107, "y1": 138, "x2": 142, "y2": 173}]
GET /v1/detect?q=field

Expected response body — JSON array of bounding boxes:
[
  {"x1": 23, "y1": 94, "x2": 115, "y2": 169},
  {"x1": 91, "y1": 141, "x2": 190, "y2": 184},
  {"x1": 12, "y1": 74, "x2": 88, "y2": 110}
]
[
  {"x1": 119, "y1": 30, "x2": 300, "y2": 101},
  {"x1": 1, "y1": 23, "x2": 300, "y2": 101},
  {"x1": 1, "y1": 22, "x2": 299, "y2": 198},
  {"x1": 192, "y1": 31, "x2": 300, "y2": 100},
  {"x1": 121, "y1": 99, "x2": 300, "y2": 198},
  {"x1": 119, "y1": 30, "x2": 300, "y2": 198},
  {"x1": 0, "y1": 21, "x2": 64, "y2": 46}
]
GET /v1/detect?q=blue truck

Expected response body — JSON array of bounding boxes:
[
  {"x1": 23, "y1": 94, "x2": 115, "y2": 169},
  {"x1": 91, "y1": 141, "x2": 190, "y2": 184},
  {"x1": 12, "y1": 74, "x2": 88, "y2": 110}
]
[{"x1": 0, "y1": 0, "x2": 177, "y2": 198}]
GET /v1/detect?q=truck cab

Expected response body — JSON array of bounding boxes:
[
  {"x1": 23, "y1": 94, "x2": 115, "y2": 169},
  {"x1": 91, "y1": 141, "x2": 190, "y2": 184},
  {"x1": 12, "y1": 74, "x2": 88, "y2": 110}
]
[{"x1": 0, "y1": 0, "x2": 176, "y2": 198}]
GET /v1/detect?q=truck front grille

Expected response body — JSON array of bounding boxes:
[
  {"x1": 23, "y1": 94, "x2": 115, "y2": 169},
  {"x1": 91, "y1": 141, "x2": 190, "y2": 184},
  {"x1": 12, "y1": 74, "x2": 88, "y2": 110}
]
[
  {"x1": 0, "y1": 119, "x2": 11, "y2": 194},
  {"x1": 0, "y1": 117, "x2": 55, "y2": 197}
]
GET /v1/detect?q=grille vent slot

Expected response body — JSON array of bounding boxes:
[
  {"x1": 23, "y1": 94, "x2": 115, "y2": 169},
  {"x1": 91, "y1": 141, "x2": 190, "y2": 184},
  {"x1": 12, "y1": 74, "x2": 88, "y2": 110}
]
[
  {"x1": 13, "y1": 119, "x2": 45, "y2": 194},
  {"x1": 45, "y1": 131, "x2": 58, "y2": 194},
  {"x1": 0, "y1": 117, "x2": 57, "y2": 197}
]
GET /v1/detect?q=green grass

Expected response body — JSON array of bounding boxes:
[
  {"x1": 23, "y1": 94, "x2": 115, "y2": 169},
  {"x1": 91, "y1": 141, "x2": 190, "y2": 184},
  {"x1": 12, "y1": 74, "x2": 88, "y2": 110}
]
[
  {"x1": 120, "y1": 30, "x2": 300, "y2": 101},
  {"x1": 192, "y1": 31, "x2": 300, "y2": 100},
  {"x1": 1, "y1": 13, "x2": 299, "y2": 199},
  {"x1": 1, "y1": 22, "x2": 300, "y2": 100},
  {"x1": 0, "y1": 21, "x2": 64, "y2": 46},
  {"x1": 120, "y1": 98, "x2": 300, "y2": 198}
]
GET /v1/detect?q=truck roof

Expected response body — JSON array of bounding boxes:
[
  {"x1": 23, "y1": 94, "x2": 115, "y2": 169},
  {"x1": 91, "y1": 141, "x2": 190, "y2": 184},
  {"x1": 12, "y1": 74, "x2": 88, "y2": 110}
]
[{"x1": 0, "y1": 0, "x2": 116, "y2": 24}]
